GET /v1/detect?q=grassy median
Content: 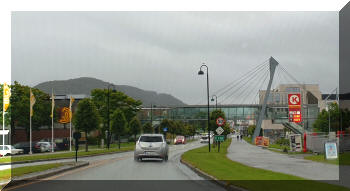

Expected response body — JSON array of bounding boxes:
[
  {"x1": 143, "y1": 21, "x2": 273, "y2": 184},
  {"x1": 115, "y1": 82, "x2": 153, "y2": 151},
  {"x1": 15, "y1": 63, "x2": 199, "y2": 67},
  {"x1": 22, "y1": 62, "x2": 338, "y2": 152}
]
[
  {"x1": 304, "y1": 152, "x2": 350, "y2": 166},
  {"x1": 0, "y1": 163, "x2": 64, "y2": 181},
  {"x1": 0, "y1": 142, "x2": 135, "y2": 164},
  {"x1": 181, "y1": 139, "x2": 349, "y2": 191}
]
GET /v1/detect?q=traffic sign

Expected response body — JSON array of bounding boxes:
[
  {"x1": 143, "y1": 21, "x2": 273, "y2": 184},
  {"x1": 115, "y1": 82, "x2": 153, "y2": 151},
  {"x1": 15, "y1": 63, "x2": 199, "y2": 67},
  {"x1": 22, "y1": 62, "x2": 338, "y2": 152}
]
[
  {"x1": 163, "y1": 128, "x2": 168, "y2": 132},
  {"x1": 214, "y1": 135, "x2": 225, "y2": 142},
  {"x1": 216, "y1": 117, "x2": 225, "y2": 126},
  {"x1": 216, "y1": 127, "x2": 224, "y2": 135}
]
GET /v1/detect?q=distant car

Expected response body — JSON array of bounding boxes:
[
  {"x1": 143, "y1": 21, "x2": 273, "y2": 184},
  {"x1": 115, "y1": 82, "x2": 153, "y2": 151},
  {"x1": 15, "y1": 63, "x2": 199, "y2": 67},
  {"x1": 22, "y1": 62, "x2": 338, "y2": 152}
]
[
  {"x1": 134, "y1": 134, "x2": 169, "y2": 162},
  {"x1": 37, "y1": 142, "x2": 52, "y2": 152},
  {"x1": 40, "y1": 138, "x2": 68, "y2": 151},
  {"x1": 14, "y1": 142, "x2": 43, "y2": 154},
  {"x1": 174, "y1": 136, "x2": 186, "y2": 144},
  {"x1": 200, "y1": 135, "x2": 209, "y2": 143}
]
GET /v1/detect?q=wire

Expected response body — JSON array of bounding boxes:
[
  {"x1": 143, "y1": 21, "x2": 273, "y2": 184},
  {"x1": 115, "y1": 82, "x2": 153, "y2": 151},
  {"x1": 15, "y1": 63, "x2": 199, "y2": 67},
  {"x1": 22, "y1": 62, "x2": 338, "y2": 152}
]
[
  {"x1": 220, "y1": 66, "x2": 269, "y2": 104},
  {"x1": 216, "y1": 61, "x2": 269, "y2": 99},
  {"x1": 213, "y1": 59, "x2": 269, "y2": 95},
  {"x1": 250, "y1": 68, "x2": 270, "y2": 105},
  {"x1": 241, "y1": 69, "x2": 270, "y2": 104}
]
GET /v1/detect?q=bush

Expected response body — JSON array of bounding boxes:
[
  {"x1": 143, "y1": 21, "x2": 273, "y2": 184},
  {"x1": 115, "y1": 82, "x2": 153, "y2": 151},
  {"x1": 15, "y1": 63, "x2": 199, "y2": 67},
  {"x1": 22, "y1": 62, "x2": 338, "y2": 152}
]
[
  {"x1": 87, "y1": 137, "x2": 99, "y2": 145},
  {"x1": 275, "y1": 138, "x2": 289, "y2": 146},
  {"x1": 128, "y1": 137, "x2": 137, "y2": 142}
]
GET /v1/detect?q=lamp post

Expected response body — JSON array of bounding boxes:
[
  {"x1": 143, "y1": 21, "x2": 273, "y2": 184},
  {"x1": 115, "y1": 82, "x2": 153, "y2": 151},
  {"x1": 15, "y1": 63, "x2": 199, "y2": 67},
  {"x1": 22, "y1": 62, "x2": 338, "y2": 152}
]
[
  {"x1": 107, "y1": 84, "x2": 115, "y2": 149},
  {"x1": 211, "y1": 95, "x2": 217, "y2": 110},
  {"x1": 198, "y1": 64, "x2": 211, "y2": 152},
  {"x1": 324, "y1": 88, "x2": 338, "y2": 134},
  {"x1": 150, "y1": 104, "x2": 156, "y2": 133}
]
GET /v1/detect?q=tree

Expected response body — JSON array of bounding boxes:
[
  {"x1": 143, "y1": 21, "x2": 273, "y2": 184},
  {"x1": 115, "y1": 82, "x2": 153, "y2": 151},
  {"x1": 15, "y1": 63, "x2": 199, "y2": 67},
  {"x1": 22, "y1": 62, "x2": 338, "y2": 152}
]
[
  {"x1": 247, "y1": 125, "x2": 256, "y2": 136},
  {"x1": 313, "y1": 102, "x2": 340, "y2": 132},
  {"x1": 167, "y1": 120, "x2": 177, "y2": 140},
  {"x1": 160, "y1": 119, "x2": 172, "y2": 135},
  {"x1": 143, "y1": 122, "x2": 153, "y2": 133},
  {"x1": 5, "y1": 82, "x2": 56, "y2": 144},
  {"x1": 129, "y1": 117, "x2": 142, "y2": 141},
  {"x1": 194, "y1": 111, "x2": 207, "y2": 131},
  {"x1": 111, "y1": 109, "x2": 127, "y2": 149},
  {"x1": 188, "y1": 124, "x2": 197, "y2": 137},
  {"x1": 91, "y1": 88, "x2": 142, "y2": 142},
  {"x1": 210, "y1": 110, "x2": 226, "y2": 134},
  {"x1": 74, "y1": 98, "x2": 100, "y2": 152},
  {"x1": 221, "y1": 123, "x2": 231, "y2": 137}
]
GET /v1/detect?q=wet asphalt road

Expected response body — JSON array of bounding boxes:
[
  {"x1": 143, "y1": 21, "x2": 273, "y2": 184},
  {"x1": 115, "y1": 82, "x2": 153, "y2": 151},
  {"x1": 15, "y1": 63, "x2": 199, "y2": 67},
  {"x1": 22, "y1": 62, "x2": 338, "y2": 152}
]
[{"x1": 5, "y1": 141, "x2": 225, "y2": 191}]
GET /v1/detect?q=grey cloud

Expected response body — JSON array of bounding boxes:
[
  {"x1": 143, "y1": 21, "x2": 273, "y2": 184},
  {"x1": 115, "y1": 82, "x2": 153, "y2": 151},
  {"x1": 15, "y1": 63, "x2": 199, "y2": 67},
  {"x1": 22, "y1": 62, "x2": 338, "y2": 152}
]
[{"x1": 12, "y1": 12, "x2": 338, "y2": 104}]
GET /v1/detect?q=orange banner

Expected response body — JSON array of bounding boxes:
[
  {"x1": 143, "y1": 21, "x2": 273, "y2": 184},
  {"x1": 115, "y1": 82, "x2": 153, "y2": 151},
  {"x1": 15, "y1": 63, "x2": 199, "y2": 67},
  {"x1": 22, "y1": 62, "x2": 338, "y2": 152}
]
[
  {"x1": 59, "y1": 107, "x2": 71, "y2": 124},
  {"x1": 255, "y1": 136, "x2": 269, "y2": 147}
]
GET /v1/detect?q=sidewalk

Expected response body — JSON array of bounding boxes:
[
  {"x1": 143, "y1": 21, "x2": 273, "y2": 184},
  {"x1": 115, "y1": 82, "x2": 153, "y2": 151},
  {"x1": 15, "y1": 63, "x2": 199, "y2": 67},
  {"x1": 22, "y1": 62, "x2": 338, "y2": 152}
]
[{"x1": 226, "y1": 138, "x2": 339, "y2": 180}]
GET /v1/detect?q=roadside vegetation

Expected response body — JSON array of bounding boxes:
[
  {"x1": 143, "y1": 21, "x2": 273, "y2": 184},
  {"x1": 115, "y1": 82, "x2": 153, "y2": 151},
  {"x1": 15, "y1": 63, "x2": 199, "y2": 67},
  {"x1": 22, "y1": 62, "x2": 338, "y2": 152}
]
[
  {"x1": 0, "y1": 163, "x2": 64, "y2": 180},
  {"x1": 304, "y1": 152, "x2": 350, "y2": 166},
  {"x1": 0, "y1": 142, "x2": 135, "y2": 164},
  {"x1": 182, "y1": 139, "x2": 350, "y2": 191}
]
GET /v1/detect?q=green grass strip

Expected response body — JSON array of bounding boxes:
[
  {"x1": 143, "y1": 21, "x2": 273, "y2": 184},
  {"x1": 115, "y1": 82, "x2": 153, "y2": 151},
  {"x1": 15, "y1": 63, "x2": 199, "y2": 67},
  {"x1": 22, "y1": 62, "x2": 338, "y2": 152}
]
[
  {"x1": 0, "y1": 143, "x2": 135, "y2": 164},
  {"x1": 182, "y1": 139, "x2": 349, "y2": 191},
  {"x1": 0, "y1": 163, "x2": 64, "y2": 180}
]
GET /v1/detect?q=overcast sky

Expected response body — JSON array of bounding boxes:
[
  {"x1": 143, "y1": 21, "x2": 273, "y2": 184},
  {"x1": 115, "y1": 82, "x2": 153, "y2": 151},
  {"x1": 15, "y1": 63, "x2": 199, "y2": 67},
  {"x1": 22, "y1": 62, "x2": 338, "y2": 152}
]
[{"x1": 12, "y1": 12, "x2": 339, "y2": 104}]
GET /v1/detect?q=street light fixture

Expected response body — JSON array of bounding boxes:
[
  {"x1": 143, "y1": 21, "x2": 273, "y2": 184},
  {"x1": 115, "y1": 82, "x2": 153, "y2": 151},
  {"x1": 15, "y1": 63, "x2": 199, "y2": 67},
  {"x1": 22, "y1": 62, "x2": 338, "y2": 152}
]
[
  {"x1": 150, "y1": 104, "x2": 156, "y2": 133},
  {"x1": 198, "y1": 63, "x2": 211, "y2": 152},
  {"x1": 107, "y1": 84, "x2": 116, "y2": 150},
  {"x1": 211, "y1": 95, "x2": 218, "y2": 110}
]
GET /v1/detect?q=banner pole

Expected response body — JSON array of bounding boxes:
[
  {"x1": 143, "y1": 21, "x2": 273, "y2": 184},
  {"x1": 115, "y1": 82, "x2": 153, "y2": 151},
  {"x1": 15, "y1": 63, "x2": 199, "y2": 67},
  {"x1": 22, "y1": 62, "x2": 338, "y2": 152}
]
[
  {"x1": 29, "y1": 106, "x2": 32, "y2": 154},
  {"x1": 3, "y1": 98, "x2": 5, "y2": 148},
  {"x1": 51, "y1": 89, "x2": 54, "y2": 152}
]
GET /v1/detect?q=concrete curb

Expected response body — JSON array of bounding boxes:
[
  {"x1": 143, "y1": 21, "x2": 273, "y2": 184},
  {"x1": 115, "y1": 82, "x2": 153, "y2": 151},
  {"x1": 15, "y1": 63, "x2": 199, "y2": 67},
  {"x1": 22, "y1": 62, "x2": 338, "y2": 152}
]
[
  {"x1": 180, "y1": 158, "x2": 248, "y2": 191},
  {"x1": 2, "y1": 161, "x2": 89, "y2": 189},
  {"x1": 0, "y1": 149, "x2": 133, "y2": 166}
]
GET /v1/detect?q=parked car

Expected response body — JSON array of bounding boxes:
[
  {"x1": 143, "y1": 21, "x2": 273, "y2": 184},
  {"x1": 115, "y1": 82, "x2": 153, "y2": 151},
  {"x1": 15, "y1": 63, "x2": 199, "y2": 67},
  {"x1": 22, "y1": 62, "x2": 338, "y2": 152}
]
[
  {"x1": 40, "y1": 138, "x2": 68, "y2": 151},
  {"x1": 134, "y1": 134, "x2": 169, "y2": 162},
  {"x1": 14, "y1": 142, "x2": 43, "y2": 154},
  {"x1": 174, "y1": 136, "x2": 186, "y2": 144},
  {"x1": 37, "y1": 142, "x2": 52, "y2": 152},
  {"x1": 0, "y1": 145, "x2": 11, "y2": 156},
  {"x1": 8, "y1": 145, "x2": 24, "y2": 155}
]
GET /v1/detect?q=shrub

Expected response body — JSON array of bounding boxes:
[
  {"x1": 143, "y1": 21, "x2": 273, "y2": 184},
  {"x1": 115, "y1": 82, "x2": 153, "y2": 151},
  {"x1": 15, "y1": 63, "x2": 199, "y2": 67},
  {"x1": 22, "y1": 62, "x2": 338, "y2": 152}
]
[{"x1": 275, "y1": 138, "x2": 289, "y2": 146}]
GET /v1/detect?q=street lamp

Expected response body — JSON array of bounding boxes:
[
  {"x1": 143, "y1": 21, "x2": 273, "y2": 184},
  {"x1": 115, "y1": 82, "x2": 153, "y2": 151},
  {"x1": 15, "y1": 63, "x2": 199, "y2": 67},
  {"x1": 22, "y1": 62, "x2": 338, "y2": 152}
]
[
  {"x1": 107, "y1": 84, "x2": 116, "y2": 149},
  {"x1": 211, "y1": 95, "x2": 218, "y2": 110},
  {"x1": 324, "y1": 88, "x2": 338, "y2": 134},
  {"x1": 198, "y1": 63, "x2": 211, "y2": 152},
  {"x1": 150, "y1": 104, "x2": 156, "y2": 133}
]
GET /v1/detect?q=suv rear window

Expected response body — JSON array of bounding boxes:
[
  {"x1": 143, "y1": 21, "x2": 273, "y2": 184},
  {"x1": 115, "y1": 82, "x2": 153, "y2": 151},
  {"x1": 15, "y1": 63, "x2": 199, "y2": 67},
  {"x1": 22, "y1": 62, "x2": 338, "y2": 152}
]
[{"x1": 139, "y1": 136, "x2": 163, "y2": 142}]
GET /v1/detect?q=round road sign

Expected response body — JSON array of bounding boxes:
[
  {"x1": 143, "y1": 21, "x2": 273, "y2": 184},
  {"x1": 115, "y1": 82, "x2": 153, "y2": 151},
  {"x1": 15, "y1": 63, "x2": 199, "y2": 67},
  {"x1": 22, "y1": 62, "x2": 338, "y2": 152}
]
[{"x1": 216, "y1": 117, "x2": 225, "y2": 126}]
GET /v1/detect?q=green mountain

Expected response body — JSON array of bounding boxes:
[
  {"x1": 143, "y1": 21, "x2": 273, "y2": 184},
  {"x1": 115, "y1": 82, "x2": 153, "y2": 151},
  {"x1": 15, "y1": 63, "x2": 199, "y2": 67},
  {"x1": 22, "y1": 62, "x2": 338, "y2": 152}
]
[{"x1": 34, "y1": 77, "x2": 186, "y2": 107}]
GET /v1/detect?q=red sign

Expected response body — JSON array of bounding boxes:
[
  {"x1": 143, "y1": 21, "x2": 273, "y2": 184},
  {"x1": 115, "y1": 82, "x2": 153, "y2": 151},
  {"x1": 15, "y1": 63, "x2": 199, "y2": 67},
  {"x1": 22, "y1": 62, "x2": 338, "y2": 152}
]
[
  {"x1": 289, "y1": 108, "x2": 302, "y2": 123},
  {"x1": 288, "y1": 93, "x2": 302, "y2": 123},
  {"x1": 288, "y1": 94, "x2": 301, "y2": 108},
  {"x1": 216, "y1": 117, "x2": 225, "y2": 126}
]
